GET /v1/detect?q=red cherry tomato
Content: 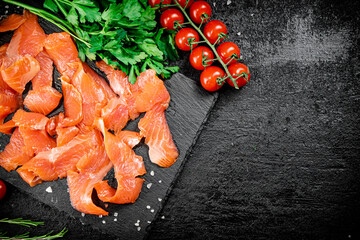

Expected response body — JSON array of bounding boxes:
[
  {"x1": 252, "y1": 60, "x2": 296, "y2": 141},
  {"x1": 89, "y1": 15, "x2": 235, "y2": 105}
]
[
  {"x1": 160, "y1": 9, "x2": 184, "y2": 30},
  {"x1": 0, "y1": 179, "x2": 6, "y2": 200},
  {"x1": 175, "y1": 28, "x2": 199, "y2": 51},
  {"x1": 203, "y1": 20, "x2": 227, "y2": 44},
  {"x1": 189, "y1": 46, "x2": 214, "y2": 70},
  {"x1": 200, "y1": 66, "x2": 225, "y2": 91},
  {"x1": 175, "y1": 0, "x2": 194, "y2": 8},
  {"x1": 216, "y1": 42, "x2": 240, "y2": 65},
  {"x1": 149, "y1": 0, "x2": 172, "y2": 7},
  {"x1": 226, "y1": 63, "x2": 250, "y2": 88},
  {"x1": 189, "y1": 1, "x2": 212, "y2": 24}
]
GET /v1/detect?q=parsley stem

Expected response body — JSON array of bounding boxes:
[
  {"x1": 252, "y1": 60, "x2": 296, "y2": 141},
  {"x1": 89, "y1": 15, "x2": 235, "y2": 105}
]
[
  {"x1": 53, "y1": 0, "x2": 69, "y2": 19},
  {"x1": 173, "y1": 0, "x2": 239, "y2": 89}
]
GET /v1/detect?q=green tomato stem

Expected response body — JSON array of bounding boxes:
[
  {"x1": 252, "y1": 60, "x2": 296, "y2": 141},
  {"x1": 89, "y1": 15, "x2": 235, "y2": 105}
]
[{"x1": 173, "y1": 0, "x2": 239, "y2": 89}]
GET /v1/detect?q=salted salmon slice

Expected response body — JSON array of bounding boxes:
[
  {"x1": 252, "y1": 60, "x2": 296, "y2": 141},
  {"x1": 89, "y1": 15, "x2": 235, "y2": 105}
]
[
  {"x1": 138, "y1": 104, "x2": 178, "y2": 168},
  {"x1": 44, "y1": 32, "x2": 81, "y2": 79},
  {"x1": 19, "y1": 126, "x2": 56, "y2": 157},
  {"x1": 6, "y1": 10, "x2": 46, "y2": 58},
  {"x1": 132, "y1": 69, "x2": 170, "y2": 113},
  {"x1": 1, "y1": 55, "x2": 40, "y2": 93},
  {"x1": 101, "y1": 97, "x2": 129, "y2": 135},
  {"x1": 59, "y1": 79, "x2": 83, "y2": 127},
  {"x1": 69, "y1": 62, "x2": 107, "y2": 128},
  {"x1": 45, "y1": 115, "x2": 59, "y2": 136},
  {"x1": 67, "y1": 140, "x2": 112, "y2": 215},
  {"x1": 83, "y1": 62, "x2": 116, "y2": 100},
  {"x1": 56, "y1": 125, "x2": 79, "y2": 147},
  {"x1": 12, "y1": 109, "x2": 49, "y2": 130},
  {"x1": 94, "y1": 118, "x2": 145, "y2": 204},
  {"x1": 17, "y1": 129, "x2": 103, "y2": 186},
  {"x1": 0, "y1": 119, "x2": 16, "y2": 135},
  {"x1": 0, "y1": 14, "x2": 26, "y2": 32},
  {"x1": 0, "y1": 128, "x2": 32, "y2": 171}
]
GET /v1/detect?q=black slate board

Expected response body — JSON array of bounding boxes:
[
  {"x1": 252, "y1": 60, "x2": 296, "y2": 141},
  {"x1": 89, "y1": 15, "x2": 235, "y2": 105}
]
[
  {"x1": 0, "y1": 72, "x2": 217, "y2": 239},
  {"x1": 0, "y1": 4, "x2": 218, "y2": 238}
]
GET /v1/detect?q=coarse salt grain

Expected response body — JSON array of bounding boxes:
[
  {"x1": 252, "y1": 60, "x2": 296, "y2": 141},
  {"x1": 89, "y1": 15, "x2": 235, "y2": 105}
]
[
  {"x1": 158, "y1": 198, "x2": 162, "y2": 202},
  {"x1": 114, "y1": 212, "x2": 118, "y2": 217},
  {"x1": 161, "y1": 216, "x2": 165, "y2": 219},
  {"x1": 114, "y1": 218, "x2": 117, "y2": 222},
  {"x1": 150, "y1": 209, "x2": 154, "y2": 213},
  {"x1": 213, "y1": 2, "x2": 216, "y2": 7},
  {"x1": 102, "y1": 220, "x2": 106, "y2": 224},
  {"x1": 146, "y1": 205, "x2": 151, "y2": 209},
  {"x1": 147, "y1": 221, "x2": 151, "y2": 224},
  {"x1": 158, "y1": 180, "x2": 162, "y2": 183},
  {"x1": 150, "y1": 170, "x2": 155, "y2": 176},
  {"x1": 237, "y1": 32, "x2": 241, "y2": 36},
  {"x1": 45, "y1": 186, "x2": 52, "y2": 193},
  {"x1": 99, "y1": 215, "x2": 103, "y2": 218},
  {"x1": 227, "y1": 0, "x2": 232, "y2": 5},
  {"x1": 146, "y1": 183, "x2": 152, "y2": 189},
  {"x1": 5, "y1": 5, "x2": 9, "y2": 8},
  {"x1": 137, "y1": 227, "x2": 141, "y2": 231},
  {"x1": 135, "y1": 222, "x2": 139, "y2": 226},
  {"x1": 81, "y1": 213, "x2": 85, "y2": 217}
]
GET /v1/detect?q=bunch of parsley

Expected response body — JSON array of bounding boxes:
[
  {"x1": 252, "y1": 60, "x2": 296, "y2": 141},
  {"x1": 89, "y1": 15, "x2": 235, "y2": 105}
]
[{"x1": 4, "y1": 0, "x2": 179, "y2": 83}]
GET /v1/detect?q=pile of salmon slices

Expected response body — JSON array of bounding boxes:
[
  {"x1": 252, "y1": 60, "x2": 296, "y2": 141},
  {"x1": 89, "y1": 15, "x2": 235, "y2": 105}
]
[{"x1": 0, "y1": 10, "x2": 178, "y2": 215}]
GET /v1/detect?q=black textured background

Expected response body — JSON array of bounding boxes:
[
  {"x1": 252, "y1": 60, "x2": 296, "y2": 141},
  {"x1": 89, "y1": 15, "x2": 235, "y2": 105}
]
[{"x1": 1, "y1": 0, "x2": 360, "y2": 239}]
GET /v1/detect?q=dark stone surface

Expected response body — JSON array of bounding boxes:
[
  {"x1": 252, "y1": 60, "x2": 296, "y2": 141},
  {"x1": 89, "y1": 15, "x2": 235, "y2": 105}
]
[{"x1": 1, "y1": 0, "x2": 360, "y2": 239}]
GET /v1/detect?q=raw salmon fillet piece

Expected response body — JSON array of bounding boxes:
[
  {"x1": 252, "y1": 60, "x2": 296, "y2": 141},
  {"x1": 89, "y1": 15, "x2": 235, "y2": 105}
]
[
  {"x1": 101, "y1": 97, "x2": 129, "y2": 134},
  {"x1": 67, "y1": 140, "x2": 112, "y2": 215},
  {"x1": 0, "y1": 14, "x2": 26, "y2": 32},
  {"x1": 1, "y1": 55, "x2": 40, "y2": 93},
  {"x1": 24, "y1": 51, "x2": 61, "y2": 115},
  {"x1": 44, "y1": 32, "x2": 81, "y2": 79},
  {"x1": 6, "y1": 10, "x2": 46, "y2": 58},
  {"x1": 59, "y1": 79, "x2": 83, "y2": 127},
  {"x1": 19, "y1": 127, "x2": 56, "y2": 157},
  {"x1": 0, "y1": 128, "x2": 31, "y2": 171},
  {"x1": 12, "y1": 109, "x2": 49, "y2": 130},
  {"x1": 0, "y1": 119, "x2": 16, "y2": 135},
  {"x1": 56, "y1": 125, "x2": 79, "y2": 147},
  {"x1": 94, "y1": 118, "x2": 146, "y2": 204},
  {"x1": 138, "y1": 104, "x2": 179, "y2": 168},
  {"x1": 17, "y1": 129, "x2": 103, "y2": 186}
]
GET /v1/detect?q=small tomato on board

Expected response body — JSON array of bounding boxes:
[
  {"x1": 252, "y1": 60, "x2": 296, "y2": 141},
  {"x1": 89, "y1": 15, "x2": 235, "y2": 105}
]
[
  {"x1": 0, "y1": 179, "x2": 6, "y2": 200},
  {"x1": 160, "y1": 9, "x2": 184, "y2": 30},
  {"x1": 174, "y1": 0, "x2": 194, "y2": 8},
  {"x1": 226, "y1": 63, "x2": 251, "y2": 88},
  {"x1": 200, "y1": 66, "x2": 225, "y2": 92},
  {"x1": 149, "y1": 0, "x2": 172, "y2": 8},
  {"x1": 189, "y1": 46, "x2": 214, "y2": 70},
  {"x1": 189, "y1": 1, "x2": 212, "y2": 24},
  {"x1": 175, "y1": 28, "x2": 199, "y2": 51},
  {"x1": 216, "y1": 42, "x2": 240, "y2": 65},
  {"x1": 203, "y1": 20, "x2": 228, "y2": 45}
]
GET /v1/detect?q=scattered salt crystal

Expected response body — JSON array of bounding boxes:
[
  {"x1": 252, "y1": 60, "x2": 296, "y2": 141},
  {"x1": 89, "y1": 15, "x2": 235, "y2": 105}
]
[
  {"x1": 135, "y1": 222, "x2": 139, "y2": 226},
  {"x1": 213, "y1": 2, "x2": 216, "y2": 7},
  {"x1": 5, "y1": 10, "x2": 8, "y2": 15},
  {"x1": 114, "y1": 218, "x2": 117, "y2": 222},
  {"x1": 147, "y1": 183, "x2": 152, "y2": 189},
  {"x1": 158, "y1": 198, "x2": 162, "y2": 202},
  {"x1": 81, "y1": 213, "x2": 85, "y2": 217},
  {"x1": 137, "y1": 220, "x2": 140, "y2": 223},
  {"x1": 137, "y1": 227, "x2": 141, "y2": 231},
  {"x1": 161, "y1": 216, "x2": 165, "y2": 219},
  {"x1": 5, "y1": 5, "x2": 9, "y2": 8},
  {"x1": 147, "y1": 221, "x2": 151, "y2": 224},
  {"x1": 150, "y1": 171, "x2": 154, "y2": 176},
  {"x1": 45, "y1": 186, "x2": 52, "y2": 193},
  {"x1": 66, "y1": 188, "x2": 69, "y2": 193},
  {"x1": 158, "y1": 180, "x2": 162, "y2": 183},
  {"x1": 237, "y1": 32, "x2": 241, "y2": 36},
  {"x1": 114, "y1": 212, "x2": 118, "y2": 217},
  {"x1": 99, "y1": 215, "x2": 103, "y2": 218},
  {"x1": 251, "y1": 13, "x2": 254, "y2": 17},
  {"x1": 102, "y1": 220, "x2": 106, "y2": 224},
  {"x1": 227, "y1": 0, "x2": 231, "y2": 5},
  {"x1": 146, "y1": 205, "x2": 151, "y2": 209},
  {"x1": 150, "y1": 209, "x2": 154, "y2": 213}
]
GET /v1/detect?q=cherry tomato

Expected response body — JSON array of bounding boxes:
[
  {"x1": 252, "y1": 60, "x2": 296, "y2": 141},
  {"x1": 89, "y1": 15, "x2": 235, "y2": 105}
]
[
  {"x1": 149, "y1": 0, "x2": 172, "y2": 7},
  {"x1": 175, "y1": 28, "x2": 199, "y2": 51},
  {"x1": 189, "y1": 1, "x2": 212, "y2": 24},
  {"x1": 175, "y1": 0, "x2": 194, "y2": 8},
  {"x1": 200, "y1": 66, "x2": 225, "y2": 91},
  {"x1": 189, "y1": 46, "x2": 214, "y2": 70},
  {"x1": 0, "y1": 179, "x2": 6, "y2": 200},
  {"x1": 216, "y1": 42, "x2": 240, "y2": 65},
  {"x1": 203, "y1": 20, "x2": 228, "y2": 44},
  {"x1": 160, "y1": 9, "x2": 184, "y2": 30},
  {"x1": 226, "y1": 63, "x2": 250, "y2": 87}
]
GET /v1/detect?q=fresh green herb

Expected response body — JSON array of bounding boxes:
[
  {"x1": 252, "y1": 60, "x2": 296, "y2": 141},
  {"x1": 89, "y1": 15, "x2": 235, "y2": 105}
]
[
  {"x1": 0, "y1": 218, "x2": 67, "y2": 239},
  {"x1": 3, "y1": 0, "x2": 179, "y2": 83}
]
